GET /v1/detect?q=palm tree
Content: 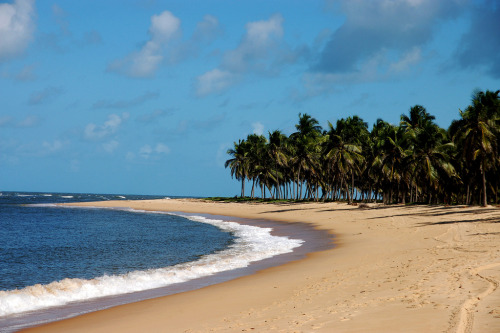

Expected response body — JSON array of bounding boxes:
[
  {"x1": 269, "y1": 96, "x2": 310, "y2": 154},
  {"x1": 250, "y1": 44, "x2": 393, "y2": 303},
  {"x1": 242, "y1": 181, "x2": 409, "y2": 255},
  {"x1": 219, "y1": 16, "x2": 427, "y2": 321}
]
[
  {"x1": 267, "y1": 130, "x2": 288, "y2": 199},
  {"x1": 323, "y1": 120, "x2": 364, "y2": 204},
  {"x1": 372, "y1": 122, "x2": 411, "y2": 204},
  {"x1": 225, "y1": 139, "x2": 249, "y2": 198},
  {"x1": 224, "y1": 88, "x2": 499, "y2": 206},
  {"x1": 289, "y1": 113, "x2": 323, "y2": 200},
  {"x1": 450, "y1": 90, "x2": 500, "y2": 206},
  {"x1": 245, "y1": 134, "x2": 267, "y2": 198},
  {"x1": 401, "y1": 106, "x2": 457, "y2": 204}
]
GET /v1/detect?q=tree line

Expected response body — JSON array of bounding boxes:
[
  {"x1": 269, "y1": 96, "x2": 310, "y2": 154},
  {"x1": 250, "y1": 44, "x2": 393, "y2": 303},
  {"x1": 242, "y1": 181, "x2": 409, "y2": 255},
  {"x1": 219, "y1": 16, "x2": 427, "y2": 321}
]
[{"x1": 225, "y1": 89, "x2": 500, "y2": 206}]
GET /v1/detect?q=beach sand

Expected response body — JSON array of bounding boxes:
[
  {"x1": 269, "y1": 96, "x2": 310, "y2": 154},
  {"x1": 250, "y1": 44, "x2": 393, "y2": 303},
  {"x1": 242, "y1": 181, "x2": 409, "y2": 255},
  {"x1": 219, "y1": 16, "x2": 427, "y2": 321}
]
[{"x1": 23, "y1": 199, "x2": 500, "y2": 333}]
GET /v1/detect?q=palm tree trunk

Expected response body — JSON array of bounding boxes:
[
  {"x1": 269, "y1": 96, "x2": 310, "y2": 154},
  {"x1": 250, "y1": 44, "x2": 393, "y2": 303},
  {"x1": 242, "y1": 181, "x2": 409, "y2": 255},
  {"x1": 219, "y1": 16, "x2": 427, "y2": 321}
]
[
  {"x1": 466, "y1": 184, "x2": 470, "y2": 205},
  {"x1": 345, "y1": 176, "x2": 351, "y2": 204},
  {"x1": 496, "y1": 178, "x2": 498, "y2": 204},
  {"x1": 481, "y1": 162, "x2": 487, "y2": 207},
  {"x1": 241, "y1": 178, "x2": 245, "y2": 198},
  {"x1": 351, "y1": 173, "x2": 355, "y2": 203}
]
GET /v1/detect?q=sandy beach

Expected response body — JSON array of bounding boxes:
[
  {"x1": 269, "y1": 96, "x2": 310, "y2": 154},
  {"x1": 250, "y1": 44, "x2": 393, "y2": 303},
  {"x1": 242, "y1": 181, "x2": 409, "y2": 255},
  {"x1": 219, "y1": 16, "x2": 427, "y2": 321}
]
[{"x1": 23, "y1": 199, "x2": 500, "y2": 333}]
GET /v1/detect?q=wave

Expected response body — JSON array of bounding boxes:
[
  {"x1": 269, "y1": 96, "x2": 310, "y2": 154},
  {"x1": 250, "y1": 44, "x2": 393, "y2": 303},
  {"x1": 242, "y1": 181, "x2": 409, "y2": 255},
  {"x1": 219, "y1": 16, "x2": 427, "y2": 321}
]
[
  {"x1": 0, "y1": 211, "x2": 303, "y2": 317},
  {"x1": 60, "y1": 195, "x2": 74, "y2": 199}
]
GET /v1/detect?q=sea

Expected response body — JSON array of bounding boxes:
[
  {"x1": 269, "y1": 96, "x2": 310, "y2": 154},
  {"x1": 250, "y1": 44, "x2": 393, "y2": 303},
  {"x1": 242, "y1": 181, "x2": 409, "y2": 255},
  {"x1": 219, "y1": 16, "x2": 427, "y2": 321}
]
[{"x1": 0, "y1": 191, "x2": 312, "y2": 332}]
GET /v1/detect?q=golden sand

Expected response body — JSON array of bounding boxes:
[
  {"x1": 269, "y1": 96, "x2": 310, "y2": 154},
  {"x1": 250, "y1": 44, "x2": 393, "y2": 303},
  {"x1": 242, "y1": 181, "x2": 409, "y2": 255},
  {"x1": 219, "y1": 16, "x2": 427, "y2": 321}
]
[{"x1": 24, "y1": 199, "x2": 500, "y2": 332}]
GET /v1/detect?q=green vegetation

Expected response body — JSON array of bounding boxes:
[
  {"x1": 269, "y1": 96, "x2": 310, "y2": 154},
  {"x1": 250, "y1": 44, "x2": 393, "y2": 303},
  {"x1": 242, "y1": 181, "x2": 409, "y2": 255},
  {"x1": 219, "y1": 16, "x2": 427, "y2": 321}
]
[{"x1": 225, "y1": 89, "x2": 500, "y2": 206}]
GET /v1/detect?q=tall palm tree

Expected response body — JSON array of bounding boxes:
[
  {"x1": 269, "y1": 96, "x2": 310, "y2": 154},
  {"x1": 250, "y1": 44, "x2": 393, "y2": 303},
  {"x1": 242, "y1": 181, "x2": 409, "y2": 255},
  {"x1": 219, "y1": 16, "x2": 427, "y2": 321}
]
[
  {"x1": 401, "y1": 105, "x2": 457, "y2": 204},
  {"x1": 289, "y1": 113, "x2": 323, "y2": 200},
  {"x1": 372, "y1": 122, "x2": 411, "y2": 204},
  {"x1": 323, "y1": 121, "x2": 364, "y2": 204},
  {"x1": 450, "y1": 90, "x2": 500, "y2": 206},
  {"x1": 245, "y1": 134, "x2": 267, "y2": 198},
  {"x1": 267, "y1": 130, "x2": 289, "y2": 199},
  {"x1": 225, "y1": 139, "x2": 249, "y2": 198}
]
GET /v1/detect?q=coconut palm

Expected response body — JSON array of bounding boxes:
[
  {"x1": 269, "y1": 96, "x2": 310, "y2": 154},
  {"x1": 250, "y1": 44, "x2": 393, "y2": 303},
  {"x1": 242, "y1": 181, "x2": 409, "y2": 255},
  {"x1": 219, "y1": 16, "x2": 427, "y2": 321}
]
[
  {"x1": 323, "y1": 120, "x2": 364, "y2": 204},
  {"x1": 224, "y1": 88, "x2": 499, "y2": 206},
  {"x1": 267, "y1": 130, "x2": 289, "y2": 199},
  {"x1": 450, "y1": 90, "x2": 500, "y2": 206},
  {"x1": 245, "y1": 134, "x2": 267, "y2": 198},
  {"x1": 225, "y1": 139, "x2": 249, "y2": 198},
  {"x1": 401, "y1": 106, "x2": 458, "y2": 204},
  {"x1": 289, "y1": 113, "x2": 323, "y2": 200}
]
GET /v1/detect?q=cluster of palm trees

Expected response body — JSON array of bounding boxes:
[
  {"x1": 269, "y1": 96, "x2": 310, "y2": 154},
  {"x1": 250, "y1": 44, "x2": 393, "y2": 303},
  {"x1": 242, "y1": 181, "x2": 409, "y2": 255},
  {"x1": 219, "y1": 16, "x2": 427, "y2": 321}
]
[{"x1": 225, "y1": 90, "x2": 500, "y2": 206}]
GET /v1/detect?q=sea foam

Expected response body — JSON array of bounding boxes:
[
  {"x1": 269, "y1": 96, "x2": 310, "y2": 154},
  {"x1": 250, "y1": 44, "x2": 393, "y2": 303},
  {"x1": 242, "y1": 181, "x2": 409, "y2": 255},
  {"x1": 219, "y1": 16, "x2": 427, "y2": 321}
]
[{"x1": 0, "y1": 211, "x2": 303, "y2": 317}]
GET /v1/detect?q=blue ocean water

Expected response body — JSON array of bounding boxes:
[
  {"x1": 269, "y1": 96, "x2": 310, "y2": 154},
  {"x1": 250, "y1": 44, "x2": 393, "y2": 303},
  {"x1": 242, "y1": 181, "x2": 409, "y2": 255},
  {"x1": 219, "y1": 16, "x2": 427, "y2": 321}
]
[
  {"x1": 0, "y1": 192, "x2": 234, "y2": 292},
  {"x1": 0, "y1": 191, "x2": 304, "y2": 331}
]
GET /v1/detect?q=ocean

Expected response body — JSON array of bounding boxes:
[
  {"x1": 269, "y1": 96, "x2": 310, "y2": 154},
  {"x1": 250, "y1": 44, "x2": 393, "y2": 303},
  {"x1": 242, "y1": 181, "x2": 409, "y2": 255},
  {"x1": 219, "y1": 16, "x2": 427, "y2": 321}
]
[{"x1": 0, "y1": 192, "x2": 306, "y2": 332}]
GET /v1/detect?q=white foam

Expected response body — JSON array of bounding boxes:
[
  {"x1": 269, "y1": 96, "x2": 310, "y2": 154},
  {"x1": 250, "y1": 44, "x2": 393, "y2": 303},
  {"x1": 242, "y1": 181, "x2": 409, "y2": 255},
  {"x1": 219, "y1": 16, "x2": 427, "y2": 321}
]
[
  {"x1": 0, "y1": 211, "x2": 303, "y2": 317},
  {"x1": 60, "y1": 195, "x2": 74, "y2": 199}
]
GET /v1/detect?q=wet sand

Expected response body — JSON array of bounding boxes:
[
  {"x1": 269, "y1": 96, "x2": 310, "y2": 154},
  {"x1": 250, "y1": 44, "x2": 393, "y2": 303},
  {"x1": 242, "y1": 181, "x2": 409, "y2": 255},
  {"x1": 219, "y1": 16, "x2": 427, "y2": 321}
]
[{"x1": 23, "y1": 199, "x2": 500, "y2": 333}]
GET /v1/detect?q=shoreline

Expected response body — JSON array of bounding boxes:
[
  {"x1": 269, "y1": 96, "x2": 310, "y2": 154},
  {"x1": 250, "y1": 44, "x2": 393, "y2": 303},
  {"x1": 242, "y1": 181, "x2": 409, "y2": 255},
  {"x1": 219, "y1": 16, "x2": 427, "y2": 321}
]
[
  {"x1": 23, "y1": 199, "x2": 500, "y2": 332},
  {"x1": 2, "y1": 207, "x2": 330, "y2": 332}
]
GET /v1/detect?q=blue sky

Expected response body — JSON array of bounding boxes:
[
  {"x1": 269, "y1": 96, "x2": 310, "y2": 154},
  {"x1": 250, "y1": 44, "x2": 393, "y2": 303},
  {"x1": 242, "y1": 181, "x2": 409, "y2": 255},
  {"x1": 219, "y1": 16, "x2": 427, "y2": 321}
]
[{"x1": 1, "y1": 0, "x2": 499, "y2": 197}]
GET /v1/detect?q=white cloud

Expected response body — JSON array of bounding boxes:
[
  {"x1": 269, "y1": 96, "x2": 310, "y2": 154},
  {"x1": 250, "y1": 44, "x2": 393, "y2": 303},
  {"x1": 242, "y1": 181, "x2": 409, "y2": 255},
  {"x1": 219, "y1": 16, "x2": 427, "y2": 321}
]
[
  {"x1": 42, "y1": 140, "x2": 64, "y2": 153},
  {"x1": 102, "y1": 140, "x2": 119, "y2": 153},
  {"x1": 149, "y1": 11, "x2": 180, "y2": 42},
  {"x1": 15, "y1": 63, "x2": 37, "y2": 80},
  {"x1": 126, "y1": 151, "x2": 136, "y2": 161},
  {"x1": 298, "y1": 46, "x2": 423, "y2": 100},
  {"x1": 84, "y1": 114, "x2": 126, "y2": 140},
  {"x1": 252, "y1": 122, "x2": 264, "y2": 135},
  {"x1": 389, "y1": 47, "x2": 422, "y2": 73},
  {"x1": 192, "y1": 15, "x2": 221, "y2": 43},
  {"x1": 223, "y1": 13, "x2": 284, "y2": 73},
  {"x1": 154, "y1": 143, "x2": 170, "y2": 154},
  {"x1": 138, "y1": 143, "x2": 170, "y2": 159},
  {"x1": 0, "y1": 0, "x2": 35, "y2": 61},
  {"x1": 196, "y1": 14, "x2": 295, "y2": 96},
  {"x1": 139, "y1": 144, "x2": 153, "y2": 158},
  {"x1": 29, "y1": 86, "x2": 62, "y2": 105},
  {"x1": 314, "y1": 0, "x2": 463, "y2": 76},
  {"x1": 17, "y1": 114, "x2": 39, "y2": 127},
  {"x1": 108, "y1": 11, "x2": 180, "y2": 78},
  {"x1": 0, "y1": 115, "x2": 39, "y2": 127},
  {"x1": 196, "y1": 69, "x2": 239, "y2": 96}
]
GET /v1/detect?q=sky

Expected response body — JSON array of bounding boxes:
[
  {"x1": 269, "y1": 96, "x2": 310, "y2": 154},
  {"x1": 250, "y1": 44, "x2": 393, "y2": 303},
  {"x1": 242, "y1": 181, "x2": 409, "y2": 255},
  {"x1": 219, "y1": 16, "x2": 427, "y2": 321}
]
[{"x1": 1, "y1": 0, "x2": 499, "y2": 197}]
